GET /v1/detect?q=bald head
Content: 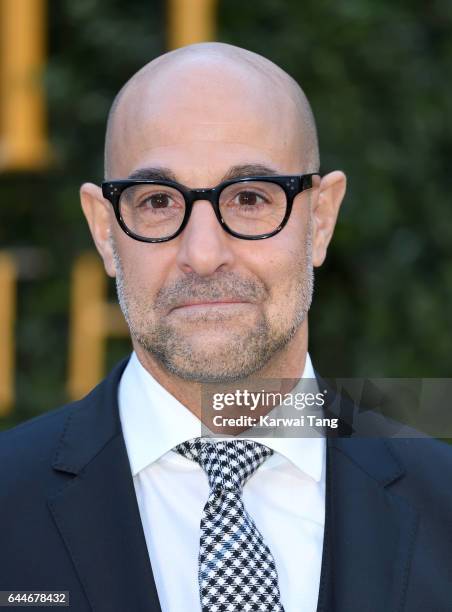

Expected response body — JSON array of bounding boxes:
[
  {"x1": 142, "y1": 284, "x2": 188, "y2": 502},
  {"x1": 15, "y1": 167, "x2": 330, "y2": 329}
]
[{"x1": 104, "y1": 42, "x2": 319, "y2": 180}]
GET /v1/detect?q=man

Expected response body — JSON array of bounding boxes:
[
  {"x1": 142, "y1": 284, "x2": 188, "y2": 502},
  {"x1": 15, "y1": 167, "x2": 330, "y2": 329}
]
[{"x1": 1, "y1": 43, "x2": 451, "y2": 612}]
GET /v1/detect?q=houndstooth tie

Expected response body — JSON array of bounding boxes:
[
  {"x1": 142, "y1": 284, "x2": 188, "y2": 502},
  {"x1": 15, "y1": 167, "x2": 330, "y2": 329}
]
[{"x1": 174, "y1": 438, "x2": 285, "y2": 612}]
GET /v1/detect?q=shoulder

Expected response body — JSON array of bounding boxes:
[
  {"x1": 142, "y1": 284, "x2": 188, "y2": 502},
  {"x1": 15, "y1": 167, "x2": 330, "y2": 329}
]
[
  {"x1": 0, "y1": 401, "x2": 78, "y2": 491},
  {"x1": 0, "y1": 355, "x2": 130, "y2": 453},
  {"x1": 0, "y1": 355, "x2": 129, "y2": 493},
  {"x1": 387, "y1": 436, "x2": 452, "y2": 474},
  {"x1": 387, "y1": 437, "x2": 452, "y2": 510},
  {"x1": 1, "y1": 401, "x2": 75, "y2": 455}
]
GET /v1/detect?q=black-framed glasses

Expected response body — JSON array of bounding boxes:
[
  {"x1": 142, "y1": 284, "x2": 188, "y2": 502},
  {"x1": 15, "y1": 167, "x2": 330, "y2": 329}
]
[{"x1": 101, "y1": 173, "x2": 321, "y2": 243}]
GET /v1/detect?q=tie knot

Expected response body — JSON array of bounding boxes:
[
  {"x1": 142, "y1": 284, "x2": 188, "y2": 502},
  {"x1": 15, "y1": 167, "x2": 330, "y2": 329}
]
[{"x1": 174, "y1": 438, "x2": 273, "y2": 491}]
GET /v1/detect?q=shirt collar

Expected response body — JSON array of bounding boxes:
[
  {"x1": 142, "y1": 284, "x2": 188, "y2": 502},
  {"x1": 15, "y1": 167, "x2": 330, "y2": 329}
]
[{"x1": 118, "y1": 351, "x2": 324, "y2": 482}]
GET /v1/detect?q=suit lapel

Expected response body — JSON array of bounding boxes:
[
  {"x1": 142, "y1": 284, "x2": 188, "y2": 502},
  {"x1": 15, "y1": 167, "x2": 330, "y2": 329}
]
[
  {"x1": 48, "y1": 359, "x2": 161, "y2": 612},
  {"x1": 317, "y1": 437, "x2": 419, "y2": 612}
]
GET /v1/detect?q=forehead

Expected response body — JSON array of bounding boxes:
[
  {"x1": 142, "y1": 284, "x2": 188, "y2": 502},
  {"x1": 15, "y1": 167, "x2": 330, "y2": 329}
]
[{"x1": 108, "y1": 59, "x2": 305, "y2": 180}]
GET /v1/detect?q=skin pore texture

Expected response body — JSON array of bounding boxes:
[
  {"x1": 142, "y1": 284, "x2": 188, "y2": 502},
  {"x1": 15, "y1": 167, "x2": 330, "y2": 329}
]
[{"x1": 80, "y1": 42, "x2": 346, "y2": 418}]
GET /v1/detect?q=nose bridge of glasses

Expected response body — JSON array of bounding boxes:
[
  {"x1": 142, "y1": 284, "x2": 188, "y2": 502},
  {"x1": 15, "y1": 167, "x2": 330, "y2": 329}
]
[
  {"x1": 185, "y1": 188, "x2": 223, "y2": 234},
  {"x1": 189, "y1": 187, "x2": 218, "y2": 206}
]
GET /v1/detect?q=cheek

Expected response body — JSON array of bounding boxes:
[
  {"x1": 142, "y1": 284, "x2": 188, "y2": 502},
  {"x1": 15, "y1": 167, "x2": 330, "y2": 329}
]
[
  {"x1": 119, "y1": 242, "x2": 174, "y2": 300},
  {"x1": 243, "y1": 230, "x2": 308, "y2": 304},
  {"x1": 269, "y1": 251, "x2": 306, "y2": 305}
]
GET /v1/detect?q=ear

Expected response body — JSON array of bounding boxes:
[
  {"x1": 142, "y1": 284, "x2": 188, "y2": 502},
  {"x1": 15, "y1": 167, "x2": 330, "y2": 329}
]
[
  {"x1": 80, "y1": 182, "x2": 117, "y2": 277},
  {"x1": 311, "y1": 171, "x2": 347, "y2": 267}
]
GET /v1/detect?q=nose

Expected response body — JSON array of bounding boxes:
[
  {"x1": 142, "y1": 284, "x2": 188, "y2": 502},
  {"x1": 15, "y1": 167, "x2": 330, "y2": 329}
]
[{"x1": 175, "y1": 199, "x2": 235, "y2": 276}]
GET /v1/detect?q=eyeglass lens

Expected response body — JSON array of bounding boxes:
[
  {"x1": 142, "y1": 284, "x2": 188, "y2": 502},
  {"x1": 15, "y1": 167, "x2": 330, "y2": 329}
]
[{"x1": 118, "y1": 181, "x2": 288, "y2": 240}]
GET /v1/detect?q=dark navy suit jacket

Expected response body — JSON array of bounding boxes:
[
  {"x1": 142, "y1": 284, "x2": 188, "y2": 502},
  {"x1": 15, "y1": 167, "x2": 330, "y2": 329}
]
[{"x1": 1, "y1": 357, "x2": 451, "y2": 611}]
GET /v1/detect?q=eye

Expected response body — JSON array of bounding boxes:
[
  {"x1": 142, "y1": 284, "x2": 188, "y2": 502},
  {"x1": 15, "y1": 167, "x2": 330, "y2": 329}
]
[
  {"x1": 141, "y1": 193, "x2": 172, "y2": 209},
  {"x1": 233, "y1": 190, "x2": 268, "y2": 207}
]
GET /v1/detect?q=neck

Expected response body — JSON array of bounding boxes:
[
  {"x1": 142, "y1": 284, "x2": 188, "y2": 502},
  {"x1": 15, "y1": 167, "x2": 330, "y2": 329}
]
[{"x1": 132, "y1": 318, "x2": 309, "y2": 422}]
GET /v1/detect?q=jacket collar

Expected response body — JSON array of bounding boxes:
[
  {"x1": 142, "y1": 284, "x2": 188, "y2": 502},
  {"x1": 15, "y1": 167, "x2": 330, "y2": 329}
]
[{"x1": 52, "y1": 357, "x2": 130, "y2": 475}]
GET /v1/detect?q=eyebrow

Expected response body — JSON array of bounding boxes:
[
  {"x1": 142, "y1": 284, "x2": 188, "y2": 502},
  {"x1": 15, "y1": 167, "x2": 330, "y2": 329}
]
[
  {"x1": 127, "y1": 167, "x2": 178, "y2": 181},
  {"x1": 221, "y1": 164, "x2": 280, "y2": 180},
  {"x1": 127, "y1": 163, "x2": 281, "y2": 184}
]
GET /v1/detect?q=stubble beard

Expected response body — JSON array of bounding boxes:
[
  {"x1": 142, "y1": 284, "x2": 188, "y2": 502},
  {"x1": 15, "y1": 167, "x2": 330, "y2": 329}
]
[{"x1": 111, "y1": 227, "x2": 314, "y2": 383}]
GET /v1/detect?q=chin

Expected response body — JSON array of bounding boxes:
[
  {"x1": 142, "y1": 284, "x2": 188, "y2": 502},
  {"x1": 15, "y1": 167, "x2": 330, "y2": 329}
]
[
  {"x1": 163, "y1": 361, "x2": 257, "y2": 384},
  {"x1": 160, "y1": 341, "x2": 271, "y2": 383}
]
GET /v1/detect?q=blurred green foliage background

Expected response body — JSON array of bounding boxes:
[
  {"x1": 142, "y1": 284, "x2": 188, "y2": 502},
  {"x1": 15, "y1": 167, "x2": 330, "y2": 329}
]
[{"x1": 1, "y1": 0, "x2": 451, "y2": 429}]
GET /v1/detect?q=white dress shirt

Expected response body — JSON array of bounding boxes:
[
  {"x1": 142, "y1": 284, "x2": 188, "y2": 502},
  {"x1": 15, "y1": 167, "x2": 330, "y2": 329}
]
[{"x1": 118, "y1": 351, "x2": 326, "y2": 612}]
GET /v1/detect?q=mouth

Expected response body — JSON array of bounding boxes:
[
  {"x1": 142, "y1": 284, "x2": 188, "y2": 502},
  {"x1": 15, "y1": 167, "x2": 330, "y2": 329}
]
[{"x1": 170, "y1": 299, "x2": 250, "y2": 313}]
